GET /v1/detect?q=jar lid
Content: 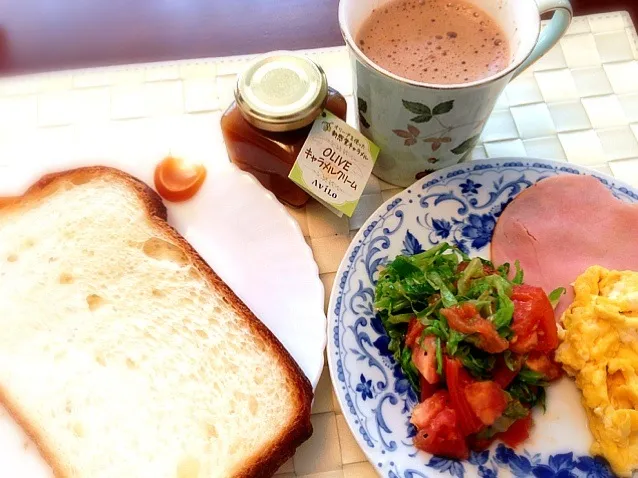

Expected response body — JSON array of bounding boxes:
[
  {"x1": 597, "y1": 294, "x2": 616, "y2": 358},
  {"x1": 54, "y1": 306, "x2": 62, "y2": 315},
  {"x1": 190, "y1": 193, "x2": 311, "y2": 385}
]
[{"x1": 235, "y1": 52, "x2": 329, "y2": 132}]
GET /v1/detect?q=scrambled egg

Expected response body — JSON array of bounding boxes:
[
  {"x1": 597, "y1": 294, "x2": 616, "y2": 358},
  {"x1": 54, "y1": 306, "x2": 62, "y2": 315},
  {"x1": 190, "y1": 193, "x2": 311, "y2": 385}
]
[{"x1": 556, "y1": 266, "x2": 638, "y2": 477}]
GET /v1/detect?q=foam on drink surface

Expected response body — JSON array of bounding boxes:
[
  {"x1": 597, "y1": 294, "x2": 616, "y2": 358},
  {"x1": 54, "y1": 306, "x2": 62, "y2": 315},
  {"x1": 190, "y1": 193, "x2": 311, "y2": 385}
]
[{"x1": 356, "y1": 0, "x2": 510, "y2": 85}]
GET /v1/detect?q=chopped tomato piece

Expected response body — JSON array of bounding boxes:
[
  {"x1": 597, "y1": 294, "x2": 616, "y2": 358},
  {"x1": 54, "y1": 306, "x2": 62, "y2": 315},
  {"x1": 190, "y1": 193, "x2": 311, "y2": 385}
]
[
  {"x1": 525, "y1": 352, "x2": 563, "y2": 381},
  {"x1": 444, "y1": 358, "x2": 484, "y2": 436},
  {"x1": 510, "y1": 285, "x2": 559, "y2": 354},
  {"x1": 412, "y1": 393, "x2": 469, "y2": 460},
  {"x1": 410, "y1": 390, "x2": 448, "y2": 429},
  {"x1": 413, "y1": 409, "x2": 469, "y2": 460},
  {"x1": 406, "y1": 318, "x2": 424, "y2": 349},
  {"x1": 497, "y1": 414, "x2": 533, "y2": 448},
  {"x1": 411, "y1": 391, "x2": 469, "y2": 460},
  {"x1": 509, "y1": 290, "x2": 540, "y2": 353},
  {"x1": 420, "y1": 375, "x2": 440, "y2": 401},
  {"x1": 492, "y1": 354, "x2": 524, "y2": 389},
  {"x1": 464, "y1": 381, "x2": 508, "y2": 426},
  {"x1": 412, "y1": 336, "x2": 440, "y2": 384},
  {"x1": 441, "y1": 303, "x2": 509, "y2": 354}
]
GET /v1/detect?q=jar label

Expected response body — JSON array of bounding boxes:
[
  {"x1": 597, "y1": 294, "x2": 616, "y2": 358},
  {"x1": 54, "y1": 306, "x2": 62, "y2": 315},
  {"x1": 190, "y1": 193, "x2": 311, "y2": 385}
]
[{"x1": 289, "y1": 110, "x2": 380, "y2": 217}]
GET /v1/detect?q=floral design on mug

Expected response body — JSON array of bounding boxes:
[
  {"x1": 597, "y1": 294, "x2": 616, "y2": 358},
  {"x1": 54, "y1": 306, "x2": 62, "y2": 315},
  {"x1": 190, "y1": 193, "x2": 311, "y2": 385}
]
[
  {"x1": 393, "y1": 98, "x2": 484, "y2": 159},
  {"x1": 393, "y1": 124, "x2": 421, "y2": 146},
  {"x1": 402, "y1": 99, "x2": 455, "y2": 123},
  {"x1": 451, "y1": 134, "x2": 481, "y2": 155},
  {"x1": 357, "y1": 97, "x2": 371, "y2": 129},
  {"x1": 423, "y1": 136, "x2": 452, "y2": 151}
]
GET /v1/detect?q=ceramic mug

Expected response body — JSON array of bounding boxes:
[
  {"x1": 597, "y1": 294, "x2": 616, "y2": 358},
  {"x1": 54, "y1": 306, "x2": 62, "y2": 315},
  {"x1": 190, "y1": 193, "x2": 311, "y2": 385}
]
[{"x1": 339, "y1": 0, "x2": 573, "y2": 187}]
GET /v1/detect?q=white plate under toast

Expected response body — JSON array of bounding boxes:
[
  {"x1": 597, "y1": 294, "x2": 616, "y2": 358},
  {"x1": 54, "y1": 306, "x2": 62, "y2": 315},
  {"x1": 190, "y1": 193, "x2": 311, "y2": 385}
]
[{"x1": 0, "y1": 155, "x2": 327, "y2": 476}]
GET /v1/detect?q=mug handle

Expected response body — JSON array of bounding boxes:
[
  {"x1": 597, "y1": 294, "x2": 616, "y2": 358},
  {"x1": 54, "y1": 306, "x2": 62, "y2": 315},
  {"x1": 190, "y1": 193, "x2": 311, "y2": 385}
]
[{"x1": 513, "y1": 0, "x2": 573, "y2": 78}]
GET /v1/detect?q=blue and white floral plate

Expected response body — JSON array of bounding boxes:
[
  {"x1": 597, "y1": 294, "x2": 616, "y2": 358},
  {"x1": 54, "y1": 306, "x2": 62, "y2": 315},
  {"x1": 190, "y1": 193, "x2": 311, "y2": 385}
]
[{"x1": 327, "y1": 158, "x2": 638, "y2": 478}]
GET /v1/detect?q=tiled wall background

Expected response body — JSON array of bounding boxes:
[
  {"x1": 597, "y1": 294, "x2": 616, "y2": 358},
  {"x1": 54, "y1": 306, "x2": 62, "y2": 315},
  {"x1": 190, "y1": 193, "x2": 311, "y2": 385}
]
[{"x1": 0, "y1": 10, "x2": 637, "y2": 478}]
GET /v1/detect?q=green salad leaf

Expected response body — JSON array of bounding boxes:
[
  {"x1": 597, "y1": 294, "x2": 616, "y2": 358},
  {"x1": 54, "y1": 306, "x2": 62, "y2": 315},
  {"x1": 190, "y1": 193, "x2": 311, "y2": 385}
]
[
  {"x1": 474, "y1": 416, "x2": 517, "y2": 440},
  {"x1": 446, "y1": 329, "x2": 466, "y2": 356},
  {"x1": 457, "y1": 258, "x2": 484, "y2": 296},
  {"x1": 486, "y1": 276, "x2": 515, "y2": 332},
  {"x1": 427, "y1": 271, "x2": 458, "y2": 308},
  {"x1": 507, "y1": 369, "x2": 548, "y2": 410},
  {"x1": 399, "y1": 346, "x2": 421, "y2": 392},
  {"x1": 422, "y1": 318, "x2": 448, "y2": 341},
  {"x1": 503, "y1": 396, "x2": 529, "y2": 419},
  {"x1": 512, "y1": 260, "x2": 524, "y2": 284},
  {"x1": 503, "y1": 350, "x2": 519, "y2": 372},
  {"x1": 548, "y1": 287, "x2": 566, "y2": 309},
  {"x1": 516, "y1": 367, "x2": 549, "y2": 387},
  {"x1": 474, "y1": 395, "x2": 530, "y2": 440},
  {"x1": 387, "y1": 312, "x2": 415, "y2": 325},
  {"x1": 374, "y1": 243, "x2": 467, "y2": 394},
  {"x1": 435, "y1": 337, "x2": 443, "y2": 376},
  {"x1": 496, "y1": 262, "x2": 510, "y2": 278},
  {"x1": 453, "y1": 344, "x2": 496, "y2": 379}
]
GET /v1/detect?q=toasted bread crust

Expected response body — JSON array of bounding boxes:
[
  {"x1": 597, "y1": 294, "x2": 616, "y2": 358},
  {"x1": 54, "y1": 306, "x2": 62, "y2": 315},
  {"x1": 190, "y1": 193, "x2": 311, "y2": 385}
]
[{"x1": 0, "y1": 166, "x2": 313, "y2": 478}]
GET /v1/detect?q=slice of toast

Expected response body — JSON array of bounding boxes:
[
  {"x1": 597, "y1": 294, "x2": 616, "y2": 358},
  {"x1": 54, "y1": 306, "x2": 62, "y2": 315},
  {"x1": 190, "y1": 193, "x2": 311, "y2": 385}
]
[{"x1": 0, "y1": 166, "x2": 313, "y2": 478}]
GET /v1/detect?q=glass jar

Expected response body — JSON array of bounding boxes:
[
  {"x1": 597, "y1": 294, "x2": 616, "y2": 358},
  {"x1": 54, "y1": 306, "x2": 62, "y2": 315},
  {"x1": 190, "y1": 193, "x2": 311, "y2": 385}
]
[{"x1": 221, "y1": 53, "x2": 347, "y2": 207}]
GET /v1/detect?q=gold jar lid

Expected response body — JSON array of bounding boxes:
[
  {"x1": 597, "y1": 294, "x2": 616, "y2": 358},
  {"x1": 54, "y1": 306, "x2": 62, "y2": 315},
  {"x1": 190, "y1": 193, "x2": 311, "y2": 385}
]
[{"x1": 235, "y1": 52, "x2": 329, "y2": 132}]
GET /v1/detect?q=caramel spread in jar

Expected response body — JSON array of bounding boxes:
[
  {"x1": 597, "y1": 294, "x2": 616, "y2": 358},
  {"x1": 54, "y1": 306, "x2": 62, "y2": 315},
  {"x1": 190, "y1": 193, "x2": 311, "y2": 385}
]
[{"x1": 221, "y1": 53, "x2": 347, "y2": 207}]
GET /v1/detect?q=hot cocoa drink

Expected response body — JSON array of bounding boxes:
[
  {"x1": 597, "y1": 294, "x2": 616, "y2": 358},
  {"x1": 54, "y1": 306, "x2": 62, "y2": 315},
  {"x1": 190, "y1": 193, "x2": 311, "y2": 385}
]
[{"x1": 356, "y1": 0, "x2": 510, "y2": 84}]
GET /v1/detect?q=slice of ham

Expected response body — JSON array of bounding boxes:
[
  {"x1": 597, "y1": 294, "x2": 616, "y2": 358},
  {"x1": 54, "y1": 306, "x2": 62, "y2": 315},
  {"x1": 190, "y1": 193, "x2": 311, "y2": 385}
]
[{"x1": 491, "y1": 174, "x2": 638, "y2": 318}]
